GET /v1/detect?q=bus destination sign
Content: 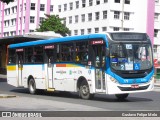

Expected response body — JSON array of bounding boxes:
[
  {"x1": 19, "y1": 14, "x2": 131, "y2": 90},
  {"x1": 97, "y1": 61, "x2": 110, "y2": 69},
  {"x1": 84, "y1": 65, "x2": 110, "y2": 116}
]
[
  {"x1": 16, "y1": 48, "x2": 23, "y2": 52},
  {"x1": 44, "y1": 45, "x2": 54, "y2": 49},
  {"x1": 111, "y1": 33, "x2": 146, "y2": 41},
  {"x1": 91, "y1": 40, "x2": 104, "y2": 45}
]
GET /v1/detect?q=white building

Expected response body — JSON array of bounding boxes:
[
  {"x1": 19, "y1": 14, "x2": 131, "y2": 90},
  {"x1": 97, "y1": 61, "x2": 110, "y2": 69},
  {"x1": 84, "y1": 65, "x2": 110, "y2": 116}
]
[
  {"x1": 52, "y1": 0, "x2": 154, "y2": 44},
  {"x1": 0, "y1": 0, "x2": 54, "y2": 37},
  {"x1": 0, "y1": 0, "x2": 156, "y2": 45}
]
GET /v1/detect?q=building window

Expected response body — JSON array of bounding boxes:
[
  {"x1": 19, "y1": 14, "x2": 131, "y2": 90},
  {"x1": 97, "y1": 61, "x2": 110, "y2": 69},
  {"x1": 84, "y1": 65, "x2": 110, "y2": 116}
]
[
  {"x1": 103, "y1": 10, "x2": 107, "y2": 19},
  {"x1": 29, "y1": 30, "x2": 34, "y2": 32},
  {"x1": 104, "y1": 0, "x2": 108, "y2": 3},
  {"x1": 102, "y1": 27, "x2": 107, "y2": 32},
  {"x1": 154, "y1": 29, "x2": 158, "y2": 37},
  {"x1": 88, "y1": 13, "x2": 92, "y2": 21},
  {"x1": 69, "y1": 16, "x2": 72, "y2": 24},
  {"x1": 155, "y1": 0, "x2": 159, "y2": 4},
  {"x1": 5, "y1": 9, "x2": 7, "y2": 15},
  {"x1": 58, "y1": 5, "x2": 61, "y2": 12},
  {"x1": 64, "y1": 4, "x2": 67, "y2": 11},
  {"x1": 89, "y1": 0, "x2": 93, "y2": 6},
  {"x1": 125, "y1": 0, "x2": 130, "y2": 4},
  {"x1": 81, "y1": 29, "x2": 85, "y2": 35},
  {"x1": 124, "y1": 28, "x2": 129, "y2": 31},
  {"x1": 50, "y1": 5, "x2": 54, "y2": 12},
  {"x1": 124, "y1": 12, "x2": 130, "y2": 20},
  {"x1": 115, "y1": 0, "x2": 120, "y2": 3},
  {"x1": 40, "y1": 17, "x2": 45, "y2": 24},
  {"x1": 24, "y1": 3, "x2": 26, "y2": 10},
  {"x1": 11, "y1": 7, "x2": 15, "y2": 13},
  {"x1": 114, "y1": 11, "x2": 120, "y2": 19},
  {"x1": 82, "y1": 0, "x2": 86, "y2": 8},
  {"x1": 95, "y1": 28, "x2": 99, "y2": 33},
  {"x1": 76, "y1": 1, "x2": 79, "y2": 9},
  {"x1": 63, "y1": 17, "x2": 66, "y2": 25},
  {"x1": 96, "y1": 0, "x2": 100, "y2": 5},
  {"x1": 87, "y1": 28, "x2": 92, "y2": 34},
  {"x1": 40, "y1": 4, "x2": 45, "y2": 11},
  {"x1": 113, "y1": 27, "x2": 119, "y2": 31},
  {"x1": 155, "y1": 13, "x2": 159, "y2": 20},
  {"x1": 95, "y1": 12, "x2": 100, "y2": 20},
  {"x1": 69, "y1": 2, "x2": 73, "y2": 10},
  {"x1": 31, "y1": 3, "x2": 35, "y2": 10},
  {"x1": 75, "y1": 15, "x2": 78, "y2": 23},
  {"x1": 81, "y1": 14, "x2": 85, "y2": 22},
  {"x1": 24, "y1": 17, "x2": 25, "y2": 23},
  {"x1": 74, "y1": 30, "x2": 78, "y2": 35},
  {"x1": 8, "y1": 8, "x2": 10, "y2": 14},
  {"x1": 30, "y1": 16, "x2": 35, "y2": 23}
]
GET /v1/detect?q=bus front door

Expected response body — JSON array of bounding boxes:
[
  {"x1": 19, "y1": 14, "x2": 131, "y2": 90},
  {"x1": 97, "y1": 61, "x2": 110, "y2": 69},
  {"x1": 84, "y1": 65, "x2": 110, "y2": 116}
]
[
  {"x1": 90, "y1": 43, "x2": 106, "y2": 93},
  {"x1": 17, "y1": 51, "x2": 23, "y2": 87},
  {"x1": 45, "y1": 46, "x2": 55, "y2": 88}
]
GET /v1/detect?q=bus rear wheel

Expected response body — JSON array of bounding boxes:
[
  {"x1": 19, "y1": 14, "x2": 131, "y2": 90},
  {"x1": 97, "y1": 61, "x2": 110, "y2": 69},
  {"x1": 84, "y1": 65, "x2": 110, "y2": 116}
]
[
  {"x1": 28, "y1": 78, "x2": 36, "y2": 94},
  {"x1": 115, "y1": 93, "x2": 129, "y2": 100},
  {"x1": 79, "y1": 81, "x2": 94, "y2": 100}
]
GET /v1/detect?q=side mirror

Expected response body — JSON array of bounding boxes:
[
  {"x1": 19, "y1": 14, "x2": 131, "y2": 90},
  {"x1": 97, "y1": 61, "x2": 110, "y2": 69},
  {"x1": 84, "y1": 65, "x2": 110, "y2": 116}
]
[{"x1": 106, "y1": 48, "x2": 109, "y2": 57}]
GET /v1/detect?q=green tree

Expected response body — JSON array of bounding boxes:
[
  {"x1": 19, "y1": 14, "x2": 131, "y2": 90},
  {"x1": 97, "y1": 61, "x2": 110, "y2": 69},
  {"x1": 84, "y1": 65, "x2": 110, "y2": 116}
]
[
  {"x1": 36, "y1": 14, "x2": 70, "y2": 36},
  {"x1": 0, "y1": 0, "x2": 14, "y2": 4}
]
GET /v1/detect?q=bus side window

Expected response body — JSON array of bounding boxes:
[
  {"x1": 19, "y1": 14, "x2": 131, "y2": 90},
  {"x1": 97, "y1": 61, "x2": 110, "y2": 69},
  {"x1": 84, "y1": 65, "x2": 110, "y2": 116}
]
[
  {"x1": 34, "y1": 46, "x2": 44, "y2": 63},
  {"x1": 8, "y1": 49, "x2": 16, "y2": 64},
  {"x1": 60, "y1": 43, "x2": 74, "y2": 62},
  {"x1": 25, "y1": 47, "x2": 33, "y2": 63},
  {"x1": 75, "y1": 41, "x2": 88, "y2": 64}
]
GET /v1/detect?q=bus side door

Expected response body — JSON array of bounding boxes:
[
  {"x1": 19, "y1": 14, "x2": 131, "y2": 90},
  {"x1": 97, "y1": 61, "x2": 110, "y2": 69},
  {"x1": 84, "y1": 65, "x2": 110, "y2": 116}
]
[
  {"x1": 89, "y1": 40, "x2": 106, "y2": 93},
  {"x1": 44, "y1": 45, "x2": 55, "y2": 88},
  {"x1": 16, "y1": 49, "x2": 24, "y2": 87}
]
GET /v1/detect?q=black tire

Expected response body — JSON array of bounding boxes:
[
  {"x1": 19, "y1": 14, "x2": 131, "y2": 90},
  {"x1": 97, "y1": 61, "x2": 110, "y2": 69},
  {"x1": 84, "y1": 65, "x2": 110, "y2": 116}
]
[
  {"x1": 28, "y1": 78, "x2": 36, "y2": 94},
  {"x1": 115, "y1": 93, "x2": 129, "y2": 100},
  {"x1": 79, "y1": 80, "x2": 94, "y2": 100}
]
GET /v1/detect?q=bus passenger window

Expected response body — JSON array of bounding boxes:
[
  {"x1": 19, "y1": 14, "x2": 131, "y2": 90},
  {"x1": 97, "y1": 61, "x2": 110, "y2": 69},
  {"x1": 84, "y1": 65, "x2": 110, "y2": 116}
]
[
  {"x1": 60, "y1": 43, "x2": 74, "y2": 62},
  {"x1": 8, "y1": 49, "x2": 16, "y2": 64},
  {"x1": 75, "y1": 41, "x2": 88, "y2": 64}
]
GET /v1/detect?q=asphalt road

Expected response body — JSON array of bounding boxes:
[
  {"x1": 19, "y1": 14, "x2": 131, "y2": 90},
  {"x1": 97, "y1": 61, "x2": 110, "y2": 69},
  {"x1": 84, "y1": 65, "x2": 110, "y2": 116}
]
[{"x1": 0, "y1": 78, "x2": 160, "y2": 112}]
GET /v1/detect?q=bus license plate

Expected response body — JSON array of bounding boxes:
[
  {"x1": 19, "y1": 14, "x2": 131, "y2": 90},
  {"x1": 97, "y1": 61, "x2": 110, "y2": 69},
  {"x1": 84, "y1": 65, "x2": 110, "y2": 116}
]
[{"x1": 131, "y1": 84, "x2": 139, "y2": 88}]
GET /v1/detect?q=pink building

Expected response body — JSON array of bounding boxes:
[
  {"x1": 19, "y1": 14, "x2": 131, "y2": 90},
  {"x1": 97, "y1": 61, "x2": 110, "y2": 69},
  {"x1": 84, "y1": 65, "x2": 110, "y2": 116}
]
[{"x1": 0, "y1": 0, "x2": 54, "y2": 37}]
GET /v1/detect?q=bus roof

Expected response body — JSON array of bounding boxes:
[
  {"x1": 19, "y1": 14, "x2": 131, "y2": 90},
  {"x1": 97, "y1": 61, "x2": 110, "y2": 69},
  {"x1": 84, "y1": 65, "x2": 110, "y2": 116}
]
[{"x1": 9, "y1": 33, "x2": 108, "y2": 49}]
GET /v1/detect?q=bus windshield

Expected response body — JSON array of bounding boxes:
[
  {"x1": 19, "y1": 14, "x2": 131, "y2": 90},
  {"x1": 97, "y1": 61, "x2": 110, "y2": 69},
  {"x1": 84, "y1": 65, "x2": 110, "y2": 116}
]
[{"x1": 110, "y1": 43, "x2": 153, "y2": 71}]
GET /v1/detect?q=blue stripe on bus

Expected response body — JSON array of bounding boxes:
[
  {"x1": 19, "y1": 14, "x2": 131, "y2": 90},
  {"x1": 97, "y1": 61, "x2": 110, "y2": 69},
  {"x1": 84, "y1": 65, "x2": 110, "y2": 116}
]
[
  {"x1": 9, "y1": 34, "x2": 108, "y2": 48},
  {"x1": 106, "y1": 68, "x2": 154, "y2": 84}
]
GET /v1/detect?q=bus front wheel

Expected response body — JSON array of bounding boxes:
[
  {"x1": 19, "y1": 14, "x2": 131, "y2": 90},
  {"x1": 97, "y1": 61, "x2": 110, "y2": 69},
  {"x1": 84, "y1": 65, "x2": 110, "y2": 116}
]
[
  {"x1": 115, "y1": 93, "x2": 129, "y2": 100},
  {"x1": 28, "y1": 78, "x2": 36, "y2": 94},
  {"x1": 79, "y1": 81, "x2": 94, "y2": 100}
]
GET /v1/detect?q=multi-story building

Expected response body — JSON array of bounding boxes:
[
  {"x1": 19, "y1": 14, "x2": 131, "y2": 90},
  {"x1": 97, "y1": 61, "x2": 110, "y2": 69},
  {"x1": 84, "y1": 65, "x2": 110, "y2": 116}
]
[
  {"x1": 154, "y1": 0, "x2": 160, "y2": 62},
  {"x1": 0, "y1": 0, "x2": 155, "y2": 42},
  {"x1": 0, "y1": 0, "x2": 54, "y2": 37},
  {"x1": 53, "y1": 0, "x2": 154, "y2": 43}
]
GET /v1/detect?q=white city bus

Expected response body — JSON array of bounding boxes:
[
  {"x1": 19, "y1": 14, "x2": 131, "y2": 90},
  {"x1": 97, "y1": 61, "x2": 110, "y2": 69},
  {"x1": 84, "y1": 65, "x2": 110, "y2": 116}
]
[{"x1": 7, "y1": 32, "x2": 154, "y2": 100}]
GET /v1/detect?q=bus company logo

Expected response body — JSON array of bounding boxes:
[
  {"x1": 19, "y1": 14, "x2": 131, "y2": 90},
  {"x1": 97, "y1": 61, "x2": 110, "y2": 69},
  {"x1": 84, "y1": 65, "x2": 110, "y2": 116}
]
[
  {"x1": 2, "y1": 112, "x2": 11, "y2": 117},
  {"x1": 56, "y1": 70, "x2": 66, "y2": 74}
]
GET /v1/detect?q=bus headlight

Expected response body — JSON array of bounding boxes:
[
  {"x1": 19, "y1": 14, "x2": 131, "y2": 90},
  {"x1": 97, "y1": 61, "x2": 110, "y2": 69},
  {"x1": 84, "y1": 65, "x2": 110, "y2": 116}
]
[{"x1": 110, "y1": 76, "x2": 118, "y2": 83}]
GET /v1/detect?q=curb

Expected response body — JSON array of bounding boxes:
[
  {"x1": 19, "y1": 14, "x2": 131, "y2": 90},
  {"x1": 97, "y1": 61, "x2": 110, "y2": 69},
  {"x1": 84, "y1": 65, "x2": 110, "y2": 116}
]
[{"x1": 0, "y1": 94, "x2": 16, "y2": 98}]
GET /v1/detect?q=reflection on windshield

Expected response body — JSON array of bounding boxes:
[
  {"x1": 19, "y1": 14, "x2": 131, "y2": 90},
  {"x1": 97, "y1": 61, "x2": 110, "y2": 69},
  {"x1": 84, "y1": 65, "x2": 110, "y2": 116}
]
[{"x1": 110, "y1": 44, "x2": 153, "y2": 71}]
